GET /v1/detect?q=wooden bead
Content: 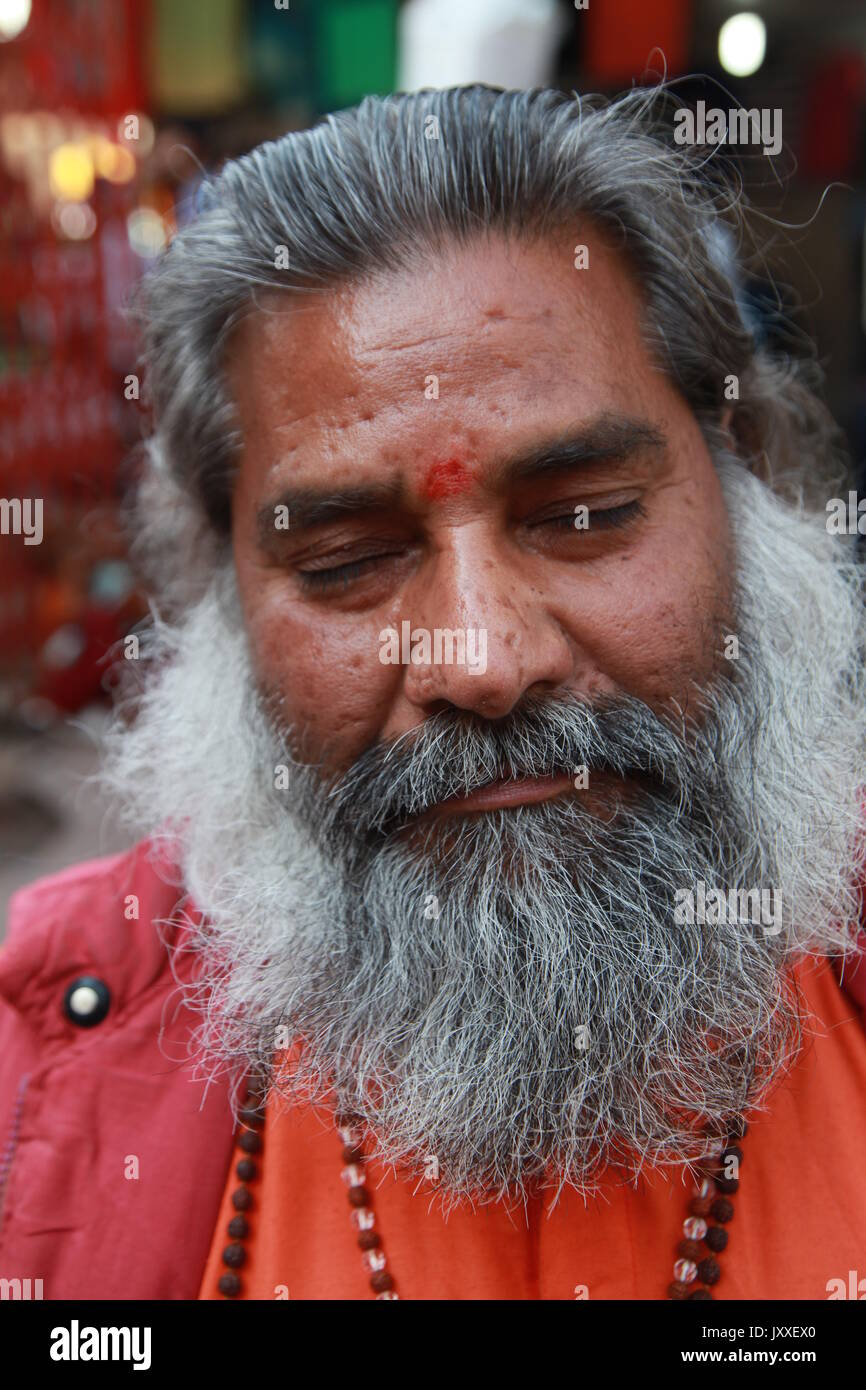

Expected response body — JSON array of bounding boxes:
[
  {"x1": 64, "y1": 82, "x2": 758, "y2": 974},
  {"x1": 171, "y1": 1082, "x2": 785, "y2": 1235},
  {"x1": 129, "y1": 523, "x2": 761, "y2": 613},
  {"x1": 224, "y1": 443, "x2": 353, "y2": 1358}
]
[
  {"x1": 227, "y1": 1215, "x2": 249, "y2": 1239},
  {"x1": 697, "y1": 1257, "x2": 721, "y2": 1285},
  {"x1": 705, "y1": 1226, "x2": 728, "y2": 1253},
  {"x1": 231, "y1": 1186, "x2": 253, "y2": 1212},
  {"x1": 370, "y1": 1270, "x2": 393, "y2": 1293},
  {"x1": 236, "y1": 1158, "x2": 258, "y2": 1182},
  {"x1": 348, "y1": 1185, "x2": 369, "y2": 1207},
  {"x1": 711, "y1": 1197, "x2": 734, "y2": 1223},
  {"x1": 239, "y1": 1106, "x2": 265, "y2": 1128},
  {"x1": 689, "y1": 1196, "x2": 713, "y2": 1218},
  {"x1": 714, "y1": 1175, "x2": 739, "y2": 1195},
  {"x1": 222, "y1": 1242, "x2": 247, "y2": 1269},
  {"x1": 218, "y1": 1272, "x2": 241, "y2": 1298},
  {"x1": 239, "y1": 1130, "x2": 262, "y2": 1154},
  {"x1": 358, "y1": 1230, "x2": 381, "y2": 1250},
  {"x1": 667, "y1": 1281, "x2": 691, "y2": 1300},
  {"x1": 720, "y1": 1145, "x2": 743, "y2": 1166},
  {"x1": 342, "y1": 1145, "x2": 364, "y2": 1164},
  {"x1": 677, "y1": 1239, "x2": 704, "y2": 1261},
  {"x1": 689, "y1": 1288, "x2": 713, "y2": 1300}
]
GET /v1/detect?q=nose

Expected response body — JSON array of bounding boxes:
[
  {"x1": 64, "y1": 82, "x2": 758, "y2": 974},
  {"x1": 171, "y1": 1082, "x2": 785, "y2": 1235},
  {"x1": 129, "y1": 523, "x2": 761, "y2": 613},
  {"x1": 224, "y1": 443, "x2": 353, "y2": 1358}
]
[{"x1": 388, "y1": 527, "x2": 576, "y2": 725}]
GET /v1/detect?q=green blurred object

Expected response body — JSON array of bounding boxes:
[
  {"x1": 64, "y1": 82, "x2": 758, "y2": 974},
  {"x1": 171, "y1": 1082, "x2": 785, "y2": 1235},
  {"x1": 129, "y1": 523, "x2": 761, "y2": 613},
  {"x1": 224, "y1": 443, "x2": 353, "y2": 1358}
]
[
  {"x1": 247, "y1": 0, "x2": 315, "y2": 110},
  {"x1": 315, "y1": 0, "x2": 398, "y2": 109}
]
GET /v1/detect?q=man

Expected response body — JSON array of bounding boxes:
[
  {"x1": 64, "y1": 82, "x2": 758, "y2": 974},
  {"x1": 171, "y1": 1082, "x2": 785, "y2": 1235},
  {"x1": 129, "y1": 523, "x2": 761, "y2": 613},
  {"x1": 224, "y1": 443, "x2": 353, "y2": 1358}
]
[{"x1": 1, "y1": 84, "x2": 865, "y2": 1302}]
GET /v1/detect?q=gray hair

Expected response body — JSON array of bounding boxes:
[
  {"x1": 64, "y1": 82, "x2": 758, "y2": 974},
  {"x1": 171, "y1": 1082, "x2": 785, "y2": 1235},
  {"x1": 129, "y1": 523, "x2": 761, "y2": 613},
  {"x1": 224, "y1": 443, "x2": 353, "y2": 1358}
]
[{"x1": 133, "y1": 83, "x2": 850, "y2": 606}]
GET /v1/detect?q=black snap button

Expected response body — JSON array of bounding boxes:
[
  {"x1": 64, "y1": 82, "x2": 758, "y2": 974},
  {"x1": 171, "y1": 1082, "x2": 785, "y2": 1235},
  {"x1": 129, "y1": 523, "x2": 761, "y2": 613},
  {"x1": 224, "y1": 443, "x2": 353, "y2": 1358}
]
[{"x1": 63, "y1": 976, "x2": 111, "y2": 1027}]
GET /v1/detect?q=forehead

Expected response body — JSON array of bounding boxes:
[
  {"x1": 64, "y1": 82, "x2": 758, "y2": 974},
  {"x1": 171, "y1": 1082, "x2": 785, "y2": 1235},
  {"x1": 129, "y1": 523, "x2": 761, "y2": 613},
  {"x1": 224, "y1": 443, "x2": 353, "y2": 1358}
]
[{"x1": 227, "y1": 228, "x2": 670, "y2": 499}]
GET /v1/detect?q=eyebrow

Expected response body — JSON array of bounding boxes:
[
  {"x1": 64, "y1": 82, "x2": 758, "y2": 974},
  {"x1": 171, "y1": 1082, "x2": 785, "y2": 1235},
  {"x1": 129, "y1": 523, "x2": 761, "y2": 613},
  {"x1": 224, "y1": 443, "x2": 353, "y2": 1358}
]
[
  {"x1": 255, "y1": 413, "x2": 666, "y2": 546},
  {"x1": 501, "y1": 415, "x2": 666, "y2": 485},
  {"x1": 256, "y1": 480, "x2": 404, "y2": 547}
]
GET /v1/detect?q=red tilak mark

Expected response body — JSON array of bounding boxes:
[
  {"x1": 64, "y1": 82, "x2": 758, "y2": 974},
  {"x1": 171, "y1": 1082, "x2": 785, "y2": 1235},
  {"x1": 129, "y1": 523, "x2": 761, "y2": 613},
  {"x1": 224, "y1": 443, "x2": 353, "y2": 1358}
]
[{"x1": 422, "y1": 457, "x2": 473, "y2": 501}]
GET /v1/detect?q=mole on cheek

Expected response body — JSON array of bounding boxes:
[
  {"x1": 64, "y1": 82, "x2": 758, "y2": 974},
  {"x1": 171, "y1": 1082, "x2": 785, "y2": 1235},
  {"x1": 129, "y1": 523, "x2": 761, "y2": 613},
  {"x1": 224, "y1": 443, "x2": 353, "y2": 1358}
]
[{"x1": 422, "y1": 456, "x2": 473, "y2": 501}]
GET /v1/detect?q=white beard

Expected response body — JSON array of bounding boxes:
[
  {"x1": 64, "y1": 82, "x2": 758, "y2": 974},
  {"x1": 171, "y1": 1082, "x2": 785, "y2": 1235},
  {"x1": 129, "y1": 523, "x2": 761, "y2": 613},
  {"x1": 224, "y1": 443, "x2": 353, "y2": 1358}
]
[{"x1": 102, "y1": 454, "x2": 866, "y2": 1204}]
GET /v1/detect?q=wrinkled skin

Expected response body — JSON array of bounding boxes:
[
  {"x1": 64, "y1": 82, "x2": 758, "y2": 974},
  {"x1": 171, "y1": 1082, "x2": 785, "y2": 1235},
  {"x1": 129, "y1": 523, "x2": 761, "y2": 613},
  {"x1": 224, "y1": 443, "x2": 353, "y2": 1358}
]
[{"x1": 229, "y1": 227, "x2": 733, "y2": 789}]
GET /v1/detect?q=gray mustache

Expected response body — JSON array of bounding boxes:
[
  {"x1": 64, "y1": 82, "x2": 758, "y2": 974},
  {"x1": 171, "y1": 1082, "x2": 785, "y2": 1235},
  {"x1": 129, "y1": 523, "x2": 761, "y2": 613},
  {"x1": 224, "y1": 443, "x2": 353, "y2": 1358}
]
[{"x1": 318, "y1": 692, "x2": 701, "y2": 840}]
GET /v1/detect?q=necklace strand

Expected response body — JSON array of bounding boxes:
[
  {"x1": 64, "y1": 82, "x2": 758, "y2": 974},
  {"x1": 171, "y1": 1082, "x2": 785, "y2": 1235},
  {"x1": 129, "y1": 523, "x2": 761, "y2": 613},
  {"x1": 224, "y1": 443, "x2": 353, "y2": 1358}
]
[{"x1": 217, "y1": 1074, "x2": 746, "y2": 1301}]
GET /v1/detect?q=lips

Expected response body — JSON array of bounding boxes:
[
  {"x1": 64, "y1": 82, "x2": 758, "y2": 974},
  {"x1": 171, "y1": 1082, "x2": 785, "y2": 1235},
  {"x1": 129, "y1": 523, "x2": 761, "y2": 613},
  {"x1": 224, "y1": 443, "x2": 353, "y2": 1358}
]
[{"x1": 417, "y1": 772, "x2": 575, "y2": 823}]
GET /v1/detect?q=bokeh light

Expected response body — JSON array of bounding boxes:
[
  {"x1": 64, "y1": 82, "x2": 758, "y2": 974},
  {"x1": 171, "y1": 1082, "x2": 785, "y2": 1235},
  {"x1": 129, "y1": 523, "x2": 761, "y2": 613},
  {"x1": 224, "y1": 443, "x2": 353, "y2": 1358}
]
[
  {"x1": 48, "y1": 143, "x2": 95, "y2": 202},
  {"x1": 0, "y1": 0, "x2": 31, "y2": 42},
  {"x1": 127, "y1": 207, "x2": 167, "y2": 257},
  {"x1": 718, "y1": 12, "x2": 767, "y2": 78}
]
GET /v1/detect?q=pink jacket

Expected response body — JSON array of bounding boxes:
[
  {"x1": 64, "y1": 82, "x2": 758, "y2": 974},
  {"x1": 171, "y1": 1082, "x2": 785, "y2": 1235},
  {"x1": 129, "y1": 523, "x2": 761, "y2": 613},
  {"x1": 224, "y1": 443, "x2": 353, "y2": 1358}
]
[
  {"x1": 0, "y1": 841, "x2": 238, "y2": 1299},
  {"x1": 1, "y1": 839, "x2": 865, "y2": 1300}
]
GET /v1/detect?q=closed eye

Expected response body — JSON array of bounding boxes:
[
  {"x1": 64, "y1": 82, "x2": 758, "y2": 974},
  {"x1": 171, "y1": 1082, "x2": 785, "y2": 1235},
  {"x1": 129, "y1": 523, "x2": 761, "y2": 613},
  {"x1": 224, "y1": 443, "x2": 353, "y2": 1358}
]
[
  {"x1": 537, "y1": 499, "x2": 646, "y2": 531},
  {"x1": 297, "y1": 499, "x2": 646, "y2": 594},
  {"x1": 298, "y1": 554, "x2": 394, "y2": 593}
]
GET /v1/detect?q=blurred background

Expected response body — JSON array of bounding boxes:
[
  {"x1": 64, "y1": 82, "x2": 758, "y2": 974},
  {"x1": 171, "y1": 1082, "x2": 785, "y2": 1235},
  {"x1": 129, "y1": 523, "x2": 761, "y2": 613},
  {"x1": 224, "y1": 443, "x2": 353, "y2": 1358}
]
[{"x1": 1, "y1": 0, "x2": 865, "y2": 929}]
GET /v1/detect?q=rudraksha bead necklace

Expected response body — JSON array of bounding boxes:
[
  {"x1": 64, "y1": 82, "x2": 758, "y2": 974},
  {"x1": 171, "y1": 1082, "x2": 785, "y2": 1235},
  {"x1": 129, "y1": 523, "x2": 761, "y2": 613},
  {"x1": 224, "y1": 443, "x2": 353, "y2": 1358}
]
[
  {"x1": 217, "y1": 1074, "x2": 747, "y2": 1301},
  {"x1": 665, "y1": 1116, "x2": 748, "y2": 1299}
]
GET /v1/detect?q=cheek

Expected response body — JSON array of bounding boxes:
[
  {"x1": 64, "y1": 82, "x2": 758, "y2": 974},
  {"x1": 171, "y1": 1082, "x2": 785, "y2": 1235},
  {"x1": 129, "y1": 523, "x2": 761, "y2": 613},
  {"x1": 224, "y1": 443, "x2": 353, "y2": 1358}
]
[
  {"x1": 556, "y1": 520, "x2": 732, "y2": 704},
  {"x1": 234, "y1": 564, "x2": 398, "y2": 766},
  {"x1": 623, "y1": 478, "x2": 733, "y2": 696}
]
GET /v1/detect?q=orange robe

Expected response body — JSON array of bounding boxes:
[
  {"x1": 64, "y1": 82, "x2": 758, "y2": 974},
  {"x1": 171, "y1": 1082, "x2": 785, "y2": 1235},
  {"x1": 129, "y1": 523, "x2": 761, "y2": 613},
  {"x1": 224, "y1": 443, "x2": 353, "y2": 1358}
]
[{"x1": 199, "y1": 958, "x2": 866, "y2": 1300}]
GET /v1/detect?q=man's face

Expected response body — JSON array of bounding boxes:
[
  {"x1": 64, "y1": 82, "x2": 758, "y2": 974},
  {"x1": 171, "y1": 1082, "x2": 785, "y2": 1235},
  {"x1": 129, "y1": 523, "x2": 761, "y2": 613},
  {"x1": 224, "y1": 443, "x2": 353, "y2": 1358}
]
[{"x1": 230, "y1": 228, "x2": 733, "y2": 785}]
